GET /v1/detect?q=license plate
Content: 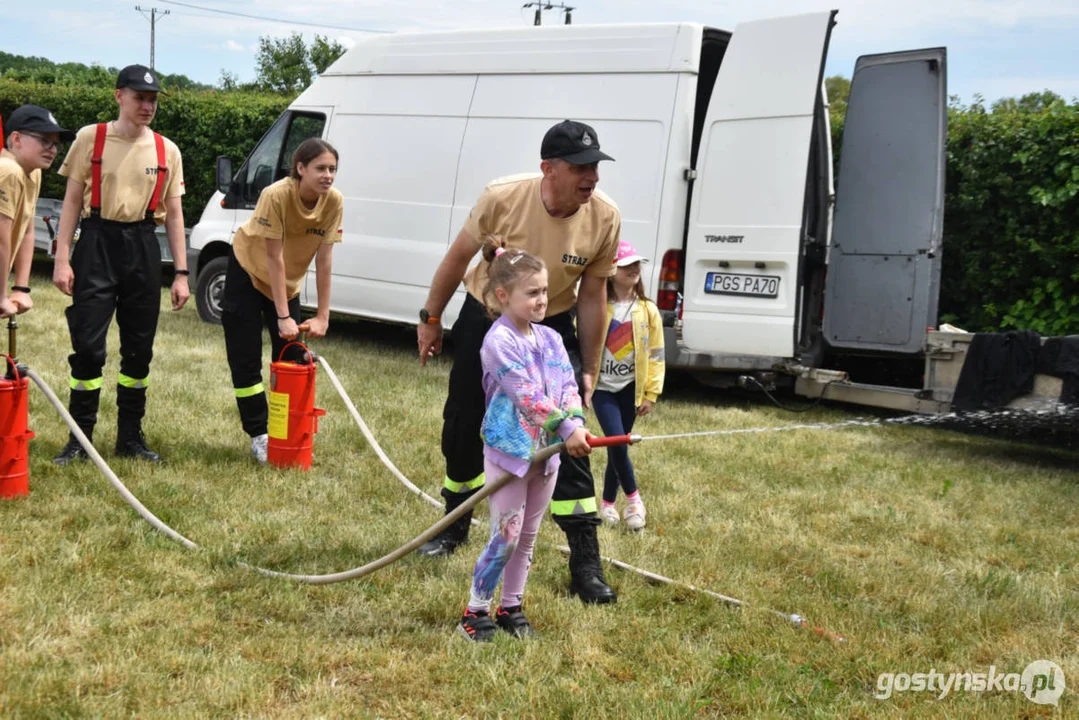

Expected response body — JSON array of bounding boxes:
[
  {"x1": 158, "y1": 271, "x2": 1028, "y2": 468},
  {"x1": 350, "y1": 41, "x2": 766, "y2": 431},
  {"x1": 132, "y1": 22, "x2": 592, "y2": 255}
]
[{"x1": 705, "y1": 272, "x2": 780, "y2": 298}]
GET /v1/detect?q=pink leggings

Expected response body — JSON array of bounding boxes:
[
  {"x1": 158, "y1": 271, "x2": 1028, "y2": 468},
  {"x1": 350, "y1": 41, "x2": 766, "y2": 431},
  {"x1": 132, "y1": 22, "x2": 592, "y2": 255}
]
[{"x1": 467, "y1": 459, "x2": 557, "y2": 612}]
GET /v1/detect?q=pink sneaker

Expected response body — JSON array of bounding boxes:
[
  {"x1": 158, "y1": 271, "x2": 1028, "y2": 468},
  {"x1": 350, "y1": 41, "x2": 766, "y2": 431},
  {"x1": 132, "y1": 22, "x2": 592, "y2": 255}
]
[{"x1": 624, "y1": 501, "x2": 646, "y2": 531}]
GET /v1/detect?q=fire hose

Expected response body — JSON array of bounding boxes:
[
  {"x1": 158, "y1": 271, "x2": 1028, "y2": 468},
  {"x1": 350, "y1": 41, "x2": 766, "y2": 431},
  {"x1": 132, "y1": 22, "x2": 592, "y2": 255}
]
[
  {"x1": 22, "y1": 350, "x2": 847, "y2": 642},
  {"x1": 26, "y1": 364, "x2": 548, "y2": 581}
]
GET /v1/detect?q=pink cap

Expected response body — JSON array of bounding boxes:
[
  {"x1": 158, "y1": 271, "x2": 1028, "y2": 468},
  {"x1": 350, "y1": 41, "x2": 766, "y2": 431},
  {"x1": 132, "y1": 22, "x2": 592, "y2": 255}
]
[{"x1": 613, "y1": 240, "x2": 648, "y2": 267}]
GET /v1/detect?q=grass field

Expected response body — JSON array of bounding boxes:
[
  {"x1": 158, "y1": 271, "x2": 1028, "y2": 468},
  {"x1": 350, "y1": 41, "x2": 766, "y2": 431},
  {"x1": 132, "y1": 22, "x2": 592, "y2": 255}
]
[{"x1": 1, "y1": 266, "x2": 1077, "y2": 718}]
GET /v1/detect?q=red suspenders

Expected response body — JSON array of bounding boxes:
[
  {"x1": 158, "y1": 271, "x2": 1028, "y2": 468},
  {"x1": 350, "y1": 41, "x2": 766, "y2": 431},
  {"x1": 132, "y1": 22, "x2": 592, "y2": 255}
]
[
  {"x1": 89, "y1": 122, "x2": 168, "y2": 218},
  {"x1": 90, "y1": 123, "x2": 107, "y2": 213},
  {"x1": 147, "y1": 132, "x2": 168, "y2": 214}
]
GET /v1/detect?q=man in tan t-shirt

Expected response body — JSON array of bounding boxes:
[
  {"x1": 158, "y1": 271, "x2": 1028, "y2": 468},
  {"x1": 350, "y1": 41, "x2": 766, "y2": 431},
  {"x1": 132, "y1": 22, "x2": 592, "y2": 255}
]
[
  {"x1": 0, "y1": 105, "x2": 73, "y2": 318},
  {"x1": 51, "y1": 65, "x2": 190, "y2": 466},
  {"x1": 416, "y1": 120, "x2": 621, "y2": 606}
]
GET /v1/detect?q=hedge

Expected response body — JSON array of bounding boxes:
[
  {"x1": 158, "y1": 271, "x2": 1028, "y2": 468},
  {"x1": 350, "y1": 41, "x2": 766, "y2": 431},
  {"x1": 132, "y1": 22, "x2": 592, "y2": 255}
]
[
  {"x1": 941, "y1": 99, "x2": 1079, "y2": 335},
  {"x1": 0, "y1": 80, "x2": 291, "y2": 223}
]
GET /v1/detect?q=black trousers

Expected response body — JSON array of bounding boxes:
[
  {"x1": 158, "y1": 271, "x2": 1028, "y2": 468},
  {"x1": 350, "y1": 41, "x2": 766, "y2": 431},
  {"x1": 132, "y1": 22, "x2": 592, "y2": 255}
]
[
  {"x1": 66, "y1": 215, "x2": 161, "y2": 385},
  {"x1": 221, "y1": 248, "x2": 303, "y2": 437},
  {"x1": 442, "y1": 293, "x2": 599, "y2": 528}
]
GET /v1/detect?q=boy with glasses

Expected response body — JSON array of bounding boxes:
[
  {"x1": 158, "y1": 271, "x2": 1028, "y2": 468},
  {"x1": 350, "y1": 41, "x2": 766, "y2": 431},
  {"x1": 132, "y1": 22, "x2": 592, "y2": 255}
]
[{"x1": 0, "y1": 105, "x2": 74, "y2": 317}]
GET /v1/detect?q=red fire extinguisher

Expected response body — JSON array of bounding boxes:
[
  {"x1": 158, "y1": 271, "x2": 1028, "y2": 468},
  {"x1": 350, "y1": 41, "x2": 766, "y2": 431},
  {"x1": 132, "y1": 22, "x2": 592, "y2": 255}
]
[
  {"x1": 1, "y1": 319, "x2": 35, "y2": 499},
  {"x1": 266, "y1": 336, "x2": 326, "y2": 470}
]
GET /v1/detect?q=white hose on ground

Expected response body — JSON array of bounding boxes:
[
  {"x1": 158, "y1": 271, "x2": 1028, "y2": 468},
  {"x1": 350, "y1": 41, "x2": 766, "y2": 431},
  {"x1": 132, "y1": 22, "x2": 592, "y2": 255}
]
[
  {"x1": 318, "y1": 358, "x2": 817, "y2": 627},
  {"x1": 28, "y1": 364, "x2": 553, "y2": 584},
  {"x1": 321, "y1": 357, "x2": 848, "y2": 639},
  {"x1": 29, "y1": 361, "x2": 845, "y2": 639},
  {"x1": 27, "y1": 367, "x2": 199, "y2": 551}
]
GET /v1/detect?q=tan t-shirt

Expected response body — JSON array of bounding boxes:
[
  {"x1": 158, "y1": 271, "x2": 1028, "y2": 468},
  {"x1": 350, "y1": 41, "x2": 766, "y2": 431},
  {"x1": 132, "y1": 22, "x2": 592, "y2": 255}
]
[
  {"x1": 59, "y1": 123, "x2": 184, "y2": 225},
  {"x1": 0, "y1": 149, "x2": 40, "y2": 270},
  {"x1": 232, "y1": 178, "x2": 344, "y2": 300},
  {"x1": 462, "y1": 174, "x2": 621, "y2": 316}
]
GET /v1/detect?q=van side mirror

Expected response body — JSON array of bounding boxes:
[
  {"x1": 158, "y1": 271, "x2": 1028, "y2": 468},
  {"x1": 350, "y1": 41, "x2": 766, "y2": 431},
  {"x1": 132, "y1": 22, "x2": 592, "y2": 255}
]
[{"x1": 216, "y1": 156, "x2": 234, "y2": 195}]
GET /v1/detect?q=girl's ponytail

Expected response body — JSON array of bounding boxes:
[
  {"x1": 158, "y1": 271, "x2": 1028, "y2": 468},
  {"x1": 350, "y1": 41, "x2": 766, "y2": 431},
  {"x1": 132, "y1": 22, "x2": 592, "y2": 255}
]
[{"x1": 481, "y1": 234, "x2": 506, "y2": 263}]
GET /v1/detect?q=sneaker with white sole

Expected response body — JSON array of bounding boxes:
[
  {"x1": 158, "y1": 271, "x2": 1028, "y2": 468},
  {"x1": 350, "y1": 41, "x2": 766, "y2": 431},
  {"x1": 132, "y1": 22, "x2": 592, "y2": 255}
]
[
  {"x1": 624, "y1": 501, "x2": 646, "y2": 531},
  {"x1": 600, "y1": 505, "x2": 620, "y2": 526},
  {"x1": 251, "y1": 433, "x2": 268, "y2": 465},
  {"x1": 458, "y1": 608, "x2": 496, "y2": 642}
]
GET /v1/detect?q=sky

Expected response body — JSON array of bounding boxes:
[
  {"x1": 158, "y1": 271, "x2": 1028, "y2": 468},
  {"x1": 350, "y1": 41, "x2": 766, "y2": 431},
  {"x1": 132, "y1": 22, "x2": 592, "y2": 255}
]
[{"x1": 5, "y1": 0, "x2": 1078, "y2": 103}]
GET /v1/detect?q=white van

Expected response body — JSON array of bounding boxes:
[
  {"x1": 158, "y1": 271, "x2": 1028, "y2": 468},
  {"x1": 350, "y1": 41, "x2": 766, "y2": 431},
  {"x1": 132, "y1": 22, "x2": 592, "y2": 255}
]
[{"x1": 188, "y1": 11, "x2": 947, "y2": 388}]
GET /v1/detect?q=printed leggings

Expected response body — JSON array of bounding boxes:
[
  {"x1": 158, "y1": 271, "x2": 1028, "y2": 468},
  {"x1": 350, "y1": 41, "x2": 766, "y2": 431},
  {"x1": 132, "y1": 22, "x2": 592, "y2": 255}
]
[{"x1": 467, "y1": 459, "x2": 557, "y2": 612}]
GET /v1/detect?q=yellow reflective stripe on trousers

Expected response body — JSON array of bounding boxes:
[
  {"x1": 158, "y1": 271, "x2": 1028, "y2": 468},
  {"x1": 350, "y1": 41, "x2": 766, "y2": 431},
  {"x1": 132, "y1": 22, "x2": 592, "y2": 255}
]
[
  {"x1": 117, "y1": 373, "x2": 149, "y2": 389},
  {"x1": 443, "y1": 473, "x2": 485, "y2": 493},
  {"x1": 70, "y1": 377, "x2": 103, "y2": 391},
  {"x1": 234, "y1": 383, "x2": 266, "y2": 399},
  {"x1": 550, "y1": 497, "x2": 598, "y2": 516}
]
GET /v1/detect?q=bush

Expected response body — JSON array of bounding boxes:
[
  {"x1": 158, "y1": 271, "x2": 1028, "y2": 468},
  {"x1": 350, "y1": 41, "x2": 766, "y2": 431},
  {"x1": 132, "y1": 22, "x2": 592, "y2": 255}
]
[
  {"x1": 0, "y1": 80, "x2": 291, "y2": 222},
  {"x1": 941, "y1": 97, "x2": 1079, "y2": 334}
]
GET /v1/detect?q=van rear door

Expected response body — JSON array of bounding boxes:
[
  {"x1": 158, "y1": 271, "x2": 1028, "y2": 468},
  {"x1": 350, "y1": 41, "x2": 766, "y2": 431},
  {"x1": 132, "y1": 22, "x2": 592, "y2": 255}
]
[
  {"x1": 822, "y1": 49, "x2": 947, "y2": 354},
  {"x1": 681, "y1": 11, "x2": 835, "y2": 358}
]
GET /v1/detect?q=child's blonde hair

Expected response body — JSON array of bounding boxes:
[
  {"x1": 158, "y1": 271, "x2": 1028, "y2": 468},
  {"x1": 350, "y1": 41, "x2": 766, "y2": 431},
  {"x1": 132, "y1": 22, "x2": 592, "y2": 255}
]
[{"x1": 481, "y1": 236, "x2": 546, "y2": 318}]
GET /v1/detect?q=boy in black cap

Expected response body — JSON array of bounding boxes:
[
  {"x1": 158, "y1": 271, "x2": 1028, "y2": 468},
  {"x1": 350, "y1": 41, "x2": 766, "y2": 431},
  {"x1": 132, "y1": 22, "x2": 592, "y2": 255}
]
[
  {"x1": 1, "y1": 105, "x2": 74, "y2": 317},
  {"x1": 51, "y1": 64, "x2": 190, "y2": 465},
  {"x1": 416, "y1": 119, "x2": 622, "y2": 610}
]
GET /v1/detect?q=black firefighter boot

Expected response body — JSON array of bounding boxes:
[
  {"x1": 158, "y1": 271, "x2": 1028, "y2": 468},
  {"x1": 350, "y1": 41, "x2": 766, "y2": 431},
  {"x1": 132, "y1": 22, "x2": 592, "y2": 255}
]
[
  {"x1": 115, "y1": 385, "x2": 162, "y2": 463},
  {"x1": 417, "y1": 489, "x2": 476, "y2": 557},
  {"x1": 53, "y1": 388, "x2": 101, "y2": 465},
  {"x1": 565, "y1": 522, "x2": 618, "y2": 604}
]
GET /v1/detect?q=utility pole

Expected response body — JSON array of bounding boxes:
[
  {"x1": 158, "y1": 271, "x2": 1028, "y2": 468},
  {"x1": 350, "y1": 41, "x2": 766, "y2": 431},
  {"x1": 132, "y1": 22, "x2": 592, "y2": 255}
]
[
  {"x1": 522, "y1": 2, "x2": 575, "y2": 25},
  {"x1": 135, "y1": 6, "x2": 170, "y2": 68}
]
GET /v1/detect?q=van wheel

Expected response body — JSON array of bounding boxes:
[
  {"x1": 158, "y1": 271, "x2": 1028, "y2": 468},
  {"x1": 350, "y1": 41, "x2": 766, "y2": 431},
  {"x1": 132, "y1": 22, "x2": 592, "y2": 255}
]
[{"x1": 195, "y1": 256, "x2": 229, "y2": 325}]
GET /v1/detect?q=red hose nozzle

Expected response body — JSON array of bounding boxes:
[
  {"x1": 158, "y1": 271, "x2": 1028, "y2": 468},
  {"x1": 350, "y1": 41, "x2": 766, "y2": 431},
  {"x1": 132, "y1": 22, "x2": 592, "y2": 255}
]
[{"x1": 587, "y1": 434, "x2": 642, "y2": 448}]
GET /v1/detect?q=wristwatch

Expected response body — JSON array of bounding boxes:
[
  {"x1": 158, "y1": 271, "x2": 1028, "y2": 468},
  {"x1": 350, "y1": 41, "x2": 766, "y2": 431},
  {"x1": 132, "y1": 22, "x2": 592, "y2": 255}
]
[{"x1": 419, "y1": 308, "x2": 440, "y2": 324}]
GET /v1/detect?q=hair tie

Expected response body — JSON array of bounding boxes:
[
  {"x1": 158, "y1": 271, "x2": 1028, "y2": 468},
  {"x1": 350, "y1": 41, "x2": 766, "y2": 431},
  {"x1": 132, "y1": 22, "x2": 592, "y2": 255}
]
[{"x1": 494, "y1": 247, "x2": 506, "y2": 257}]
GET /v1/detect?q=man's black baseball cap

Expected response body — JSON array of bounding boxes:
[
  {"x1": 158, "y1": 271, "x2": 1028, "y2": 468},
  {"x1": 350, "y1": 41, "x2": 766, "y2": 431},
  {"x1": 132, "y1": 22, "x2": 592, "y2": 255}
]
[
  {"x1": 116, "y1": 64, "x2": 165, "y2": 93},
  {"x1": 4, "y1": 104, "x2": 75, "y2": 142},
  {"x1": 541, "y1": 120, "x2": 614, "y2": 165}
]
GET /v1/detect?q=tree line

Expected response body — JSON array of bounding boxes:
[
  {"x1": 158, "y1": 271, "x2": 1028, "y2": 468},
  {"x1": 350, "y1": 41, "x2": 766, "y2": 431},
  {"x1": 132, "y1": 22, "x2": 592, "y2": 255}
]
[
  {"x1": 1, "y1": 32, "x2": 346, "y2": 95},
  {"x1": 0, "y1": 51, "x2": 209, "y2": 91}
]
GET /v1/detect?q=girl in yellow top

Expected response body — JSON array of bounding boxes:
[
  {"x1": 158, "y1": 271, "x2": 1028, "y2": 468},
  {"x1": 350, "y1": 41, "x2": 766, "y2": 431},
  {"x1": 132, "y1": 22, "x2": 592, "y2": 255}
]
[
  {"x1": 221, "y1": 138, "x2": 343, "y2": 463},
  {"x1": 593, "y1": 240, "x2": 665, "y2": 530}
]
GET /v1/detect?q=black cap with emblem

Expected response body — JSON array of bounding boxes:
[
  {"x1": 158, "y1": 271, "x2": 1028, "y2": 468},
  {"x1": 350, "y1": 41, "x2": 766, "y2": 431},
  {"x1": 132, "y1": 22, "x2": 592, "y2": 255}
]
[
  {"x1": 540, "y1": 119, "x2": 615, "y2": 165},
  {"x1": 116, "y1": 64, "x2": 165, "y2": 93},
  {"x1": 4, "y1": 104, "x2": 76, "y2": 142}
]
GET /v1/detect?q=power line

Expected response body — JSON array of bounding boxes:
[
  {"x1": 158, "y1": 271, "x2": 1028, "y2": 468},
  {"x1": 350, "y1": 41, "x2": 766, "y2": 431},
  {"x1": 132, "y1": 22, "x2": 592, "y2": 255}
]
[
  {"x1": 154, "y1": 0, "x2": 392, "y2": 33},
  {"x1": 135, "y1": 6, "x2": 171, "y2": 68}
]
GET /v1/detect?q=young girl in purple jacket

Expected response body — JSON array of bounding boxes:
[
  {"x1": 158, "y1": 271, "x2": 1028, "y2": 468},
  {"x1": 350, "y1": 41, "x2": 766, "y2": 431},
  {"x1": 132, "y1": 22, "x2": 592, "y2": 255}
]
[{"x1": 457, "y1": 244, "x2": 595, "y2": 642}]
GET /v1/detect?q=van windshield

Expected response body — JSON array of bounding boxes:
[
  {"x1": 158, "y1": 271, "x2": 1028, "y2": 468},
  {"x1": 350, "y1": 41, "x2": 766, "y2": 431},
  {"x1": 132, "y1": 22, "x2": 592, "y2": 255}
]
[{"x1": 238, "y1": 111, "x2": 327, "y2": 206}]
